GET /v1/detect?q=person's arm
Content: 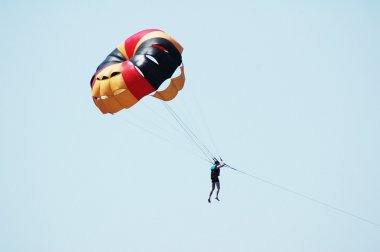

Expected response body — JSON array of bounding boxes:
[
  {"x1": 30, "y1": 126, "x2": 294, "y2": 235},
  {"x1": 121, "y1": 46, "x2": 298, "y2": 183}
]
[{"x1": 217, "y1": 161, "x2": 225, "y2": 169}]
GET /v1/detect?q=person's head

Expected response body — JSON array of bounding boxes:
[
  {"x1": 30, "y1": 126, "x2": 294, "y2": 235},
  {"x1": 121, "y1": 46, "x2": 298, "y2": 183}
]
[{"x1": 214, "y1": 160, "x2": 220, "y2": 165}]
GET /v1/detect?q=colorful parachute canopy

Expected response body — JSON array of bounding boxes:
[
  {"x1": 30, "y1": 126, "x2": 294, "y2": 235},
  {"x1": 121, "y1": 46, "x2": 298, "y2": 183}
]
[{"x1": 90, "y1": 29, "x2": 185, "y2": 114}]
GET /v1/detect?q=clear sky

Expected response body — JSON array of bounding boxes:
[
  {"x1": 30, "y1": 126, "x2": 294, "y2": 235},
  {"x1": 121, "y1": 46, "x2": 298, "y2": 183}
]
[{"x1": 1, "y1": 0, "x2": 379, "y2": 251}]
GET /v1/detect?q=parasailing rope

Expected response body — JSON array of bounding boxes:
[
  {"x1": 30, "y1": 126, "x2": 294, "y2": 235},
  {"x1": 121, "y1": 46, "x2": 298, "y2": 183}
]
[{"x1": 223, "y1": 163, "x2": 380, "y2": 227}]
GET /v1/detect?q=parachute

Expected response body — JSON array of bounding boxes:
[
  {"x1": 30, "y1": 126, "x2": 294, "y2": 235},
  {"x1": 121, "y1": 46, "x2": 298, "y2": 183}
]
[
  {"x1": 90, "y1": 29, "x2": 218, "y2": 164},
  {"x1": 90, "y1": 29, "x2": 185, "y2": 114}
]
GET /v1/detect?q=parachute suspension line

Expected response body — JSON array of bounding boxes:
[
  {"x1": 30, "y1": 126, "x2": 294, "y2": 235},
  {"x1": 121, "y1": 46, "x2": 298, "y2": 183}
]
[
  {"x1": 126, "y1": 101, "x2": 204, "y2": 154},
  {"x1": 161, "y1": 102, "x2": 215, "y2": 162},
  {"x1": 168, "y1": 104, "x2": 215, "y2": 160},
  {"x1": 174, "y1": 91, "x2": 221, "y2": 159},
  {"x1": 143, "y1": 102, "x2": 210, "y2": 159},
  {"x1": 142, "y1": 101, "x2": 193, "y2": 144},
  {"x1": 127, "y1": 109, "x2": 178, "y2": 140},
  {"x1": 224, "y1": 164, "x2": 380, "y2": 227},
  {"x1": 193, "y1": 95, "x2": 221, "y2": 158},
  {"x1": 162, "y1": 102, "x2": 213, "y2": 162},
  {"x1": 171, "y1": 96, "x2": 216, "y2": 159},
  {"x1": 176, "y1": 95, "x2": 200, "y2": 133},
  {"x1": 164, "y1": 102, "x2": 216, "y2": 160},
  {"x1": 115, "y1": 115, "x2": 210, "y2": 163}
]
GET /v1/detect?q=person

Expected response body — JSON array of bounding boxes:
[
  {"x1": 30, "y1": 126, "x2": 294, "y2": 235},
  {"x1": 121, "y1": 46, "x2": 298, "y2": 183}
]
[{"x1": 208, "y1": 158, "x2": 225, "y2": 203}]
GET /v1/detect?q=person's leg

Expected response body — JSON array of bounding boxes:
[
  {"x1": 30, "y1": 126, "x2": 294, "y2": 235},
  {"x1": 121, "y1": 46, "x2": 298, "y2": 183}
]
[
  {"x1": 208, "y1": 182, "x2": 215, "y2": 202},
  {"x1": 215, "y1": 182, "x2": 220, "y2": 200}
]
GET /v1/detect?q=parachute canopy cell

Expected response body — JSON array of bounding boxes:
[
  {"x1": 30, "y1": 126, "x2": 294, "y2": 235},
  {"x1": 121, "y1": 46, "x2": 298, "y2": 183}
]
[{"x1": 90, "y1": 29, "x2": 185, "y2": 114}]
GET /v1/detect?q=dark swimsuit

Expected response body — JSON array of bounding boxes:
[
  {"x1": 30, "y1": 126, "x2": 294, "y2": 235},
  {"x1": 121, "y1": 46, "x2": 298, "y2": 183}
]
[{"x1": 211, "y1": 166, "x2": 220, "y2": 183}]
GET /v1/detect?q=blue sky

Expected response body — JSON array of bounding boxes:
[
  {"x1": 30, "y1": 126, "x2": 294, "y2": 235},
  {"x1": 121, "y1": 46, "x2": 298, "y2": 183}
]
[{"x1": 1, "y1": 0, "x2": 379, "y2": 251}]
